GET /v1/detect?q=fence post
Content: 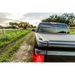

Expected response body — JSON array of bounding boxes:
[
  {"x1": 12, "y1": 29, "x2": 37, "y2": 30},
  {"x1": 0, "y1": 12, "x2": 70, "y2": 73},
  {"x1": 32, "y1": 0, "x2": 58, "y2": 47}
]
[
  {"x1": 2, "y1": 27, "x2": 6, "y2": 41},
  {"x1": 6, "y1": 35, "x2": 8, "y2": 41},
  {"x1": 2, "y1": 27, "x2": 4, "y2": 35},
  {"x1": 15, "y1": 29, "x2": 17, "y2": 34},
  {"x1": 20, "y1": 29, "x2": 22, "y2": 33}
]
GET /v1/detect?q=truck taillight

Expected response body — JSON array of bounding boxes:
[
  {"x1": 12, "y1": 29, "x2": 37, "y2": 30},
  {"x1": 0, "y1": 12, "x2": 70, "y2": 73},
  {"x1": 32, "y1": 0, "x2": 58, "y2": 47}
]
[{"x1": 33, "y1": 52, "x2": 44, "y2": 62}]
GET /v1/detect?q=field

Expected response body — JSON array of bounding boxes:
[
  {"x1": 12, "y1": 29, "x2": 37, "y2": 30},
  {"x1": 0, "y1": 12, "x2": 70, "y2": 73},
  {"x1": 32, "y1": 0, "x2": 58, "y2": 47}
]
[
  {"x1": 69, "y1": 27, "x2": 75, "y2": 34},
  {"x1": 0, "y1": 29, "x2": 31, "y2": 49}
]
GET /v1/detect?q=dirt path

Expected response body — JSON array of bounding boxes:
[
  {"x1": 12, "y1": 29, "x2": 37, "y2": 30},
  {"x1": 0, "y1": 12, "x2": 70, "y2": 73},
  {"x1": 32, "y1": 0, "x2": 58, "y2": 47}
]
[
  {"x1": 9, "y1": 32, "x2": 35, "y2": 62},
  {"x1": 0, "y1": 32, "x2": 32, "y2": 59}
]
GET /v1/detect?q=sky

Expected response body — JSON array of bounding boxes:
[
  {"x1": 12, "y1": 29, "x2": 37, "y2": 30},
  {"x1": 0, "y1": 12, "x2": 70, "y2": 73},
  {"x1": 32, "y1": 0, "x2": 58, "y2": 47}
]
[{"x1": 0, "y1": 9, "x2": 75, "y2": 26}]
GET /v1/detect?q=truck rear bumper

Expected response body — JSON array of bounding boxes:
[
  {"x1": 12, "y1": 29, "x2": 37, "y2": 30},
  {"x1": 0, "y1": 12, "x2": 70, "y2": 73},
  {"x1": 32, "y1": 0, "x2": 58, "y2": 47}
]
[{"x1": 34, "y1": 48, "x2": 75, "y2": 62}]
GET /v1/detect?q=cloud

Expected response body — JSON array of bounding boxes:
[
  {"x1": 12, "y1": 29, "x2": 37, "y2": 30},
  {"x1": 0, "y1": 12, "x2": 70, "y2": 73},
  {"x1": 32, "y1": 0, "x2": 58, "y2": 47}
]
[
  {"x1": 0, "y1": 13, "x2": 10, "y2": 23},
  {"x1": 22, "y1": 9, "x2": 42, "y2": 20},
  {"x1": 20, "y1": 13, "x2": 63, "y2": 26},
  {"x1": 21, "y1": 13, "x2": 63, "y2": 20},
  {"x1": 0, "y1": 13, "x2": 20, "y2": 26},
  {"x1": 7, "y1": 13, "x2": 26, "y2": 20}
]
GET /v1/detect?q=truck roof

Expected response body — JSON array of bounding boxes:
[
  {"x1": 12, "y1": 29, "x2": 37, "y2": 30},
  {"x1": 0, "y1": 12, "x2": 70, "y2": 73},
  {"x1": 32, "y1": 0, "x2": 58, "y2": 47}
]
[{"x1": 39, "y1": 22, "x2": 67, "y2": 25}]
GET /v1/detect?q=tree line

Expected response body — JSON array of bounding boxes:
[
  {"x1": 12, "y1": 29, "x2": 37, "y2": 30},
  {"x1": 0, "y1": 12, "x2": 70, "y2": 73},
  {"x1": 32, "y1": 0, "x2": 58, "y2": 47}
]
[
  {"x1": 9, "y1": 21, "x2": 36, "y2": 29},
  {"x1": 41, "y1": 13, "x2": 75, "y2": 26},
  {"x1": 0, "y1": 22, "x2": 36, "y2": 29}
]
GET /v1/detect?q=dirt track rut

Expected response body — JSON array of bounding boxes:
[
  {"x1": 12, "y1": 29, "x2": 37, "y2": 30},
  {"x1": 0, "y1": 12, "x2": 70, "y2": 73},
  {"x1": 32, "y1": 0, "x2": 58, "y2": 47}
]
[
  {"x1": 9, "y1": 32, "x2": 34, "y2": 62},
  {"x1": 0, "y1": 32, "x2": 32, "y2": 59}
]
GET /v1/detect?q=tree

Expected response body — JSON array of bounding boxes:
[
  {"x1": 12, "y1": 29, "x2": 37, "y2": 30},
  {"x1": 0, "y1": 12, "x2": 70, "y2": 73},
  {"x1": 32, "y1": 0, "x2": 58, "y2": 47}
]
[
  {"x1": 33, "y1": 26, "x2": 36, "y2": 28},
  {"x1": 61, "y1": 13, "x2": 75, "y2": 24},
  {"x1": 19, "y1": 21, "x2": 29, "y2": 29},
  {"x1": 9, "y1": 22, "x2": 17, "y2": 29},
  {"x1": 41, "y1": 18, "x2": 51, "y2": 22},
  {"x1": 49, "y1": 14, "x2": 58, "y2": 18},
  {"x1": 23, "y1": 22, "x2": 29, "y2": 29},
  {"x1": 27, "y1": 24, "x2": 31, "y2": 28},
  {"x1": 9, "y1": 22, "x2": 14, "y2": 26},
  {"x1": 9, "y1": 21, "x2": 34, "y2": 29},
  {"x1": 30, "y1": 25, "x2": 34, "y2": 28},
  {"x1": 41, "y1": 13, "x2": 75, "y2": 26},
  {"x1": 0, "y1": 25, "x2": 2, "y2": 28},
  {"x1": 42, "y1": 15, "x2": 66, "y2": 23},
  {"x1": 51, "y1": 16, "x2": 66, "y2": 23}
]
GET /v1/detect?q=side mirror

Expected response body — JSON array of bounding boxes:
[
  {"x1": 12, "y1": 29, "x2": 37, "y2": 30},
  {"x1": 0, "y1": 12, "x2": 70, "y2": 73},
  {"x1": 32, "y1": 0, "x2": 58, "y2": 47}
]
[{"x1": 32, "y1": 29, "x2": 35, "y2": 31}]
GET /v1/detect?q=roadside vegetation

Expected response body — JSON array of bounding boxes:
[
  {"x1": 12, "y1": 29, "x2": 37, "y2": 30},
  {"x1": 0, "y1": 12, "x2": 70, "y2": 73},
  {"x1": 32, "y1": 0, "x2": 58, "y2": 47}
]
[
  {"x1": 0, "y1": 32, "x2": 34, "y2": 62},
  {"x1": 0, "y1": 20, "x2": 36, "y2": 49},
  {"x1": 0, "y1": 29, "x2": 31, "y2": 49},
  {"x1": 0, "y1": 20, "x2": 36, "y2": 62}
]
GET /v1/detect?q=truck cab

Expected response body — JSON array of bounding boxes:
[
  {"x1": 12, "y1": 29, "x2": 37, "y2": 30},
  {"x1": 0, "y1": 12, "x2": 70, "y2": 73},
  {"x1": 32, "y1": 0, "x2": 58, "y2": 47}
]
[{"x1": 33, "y1": 22, "x2": 75, "y2": 62}]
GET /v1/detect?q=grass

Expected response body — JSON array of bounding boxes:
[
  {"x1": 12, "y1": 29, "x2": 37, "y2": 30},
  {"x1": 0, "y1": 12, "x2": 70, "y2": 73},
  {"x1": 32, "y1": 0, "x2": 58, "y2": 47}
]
[
  {"x1": 69, "y1": 27, "x2": 75, "y2": 29},
  {"x1": 0, "y1": 29, "x2": 31, "y2": 48},
  {"x1": 69, "y1": 28, "x2": 75, "y2": 34},
  {"x1": 0, "y1": 32, "x2": 34, "y2": 62}
]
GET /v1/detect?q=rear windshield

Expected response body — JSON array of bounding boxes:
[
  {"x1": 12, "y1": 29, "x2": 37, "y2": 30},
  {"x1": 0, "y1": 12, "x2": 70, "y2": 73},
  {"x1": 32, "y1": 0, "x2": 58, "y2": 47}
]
[{"x1": 37, "y1": 24, "x2": 69, "y2": 33}]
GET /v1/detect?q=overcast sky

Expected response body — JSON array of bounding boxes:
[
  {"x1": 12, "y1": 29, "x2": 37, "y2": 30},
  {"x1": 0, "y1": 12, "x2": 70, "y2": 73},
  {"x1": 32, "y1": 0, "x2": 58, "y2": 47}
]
[{"x1": 0, "y1": 9, "x2": 75, "y2": 26}]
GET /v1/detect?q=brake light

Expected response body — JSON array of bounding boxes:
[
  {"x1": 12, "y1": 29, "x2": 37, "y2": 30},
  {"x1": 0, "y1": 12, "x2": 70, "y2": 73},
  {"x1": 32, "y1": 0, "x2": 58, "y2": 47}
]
[
  {"x1": 33, "y1": 52, "x2": 44, "y2": 62},
  {"x1": 50, "y1": 22, "x2": 58, "y2": 24}
]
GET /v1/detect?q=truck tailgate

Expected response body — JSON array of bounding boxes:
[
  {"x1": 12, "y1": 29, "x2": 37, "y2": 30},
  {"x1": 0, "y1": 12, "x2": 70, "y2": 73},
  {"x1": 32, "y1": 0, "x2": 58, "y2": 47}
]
[
  {"x1": 45, "y1": 51, "x2": 75, "y2": 66},
  {"x1": 35, "y1": 48, "x2": 75, "y2": 62}
]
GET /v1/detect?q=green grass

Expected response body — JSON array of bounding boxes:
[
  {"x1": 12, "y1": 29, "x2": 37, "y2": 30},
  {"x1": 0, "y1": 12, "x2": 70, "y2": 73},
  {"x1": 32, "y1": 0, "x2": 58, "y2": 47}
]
[
  {"x1": 69, "y1": 27, "x2": 75, "y2": 29},
  {"x1": 0, "y1": 32, "x2": 34, "y2": 62},
  {"x1": 69, "y1": 28, "x2": 75, "y2": 34},
  {"x1": 0, "y1": 29, "x2": 31, "y2": 48}
]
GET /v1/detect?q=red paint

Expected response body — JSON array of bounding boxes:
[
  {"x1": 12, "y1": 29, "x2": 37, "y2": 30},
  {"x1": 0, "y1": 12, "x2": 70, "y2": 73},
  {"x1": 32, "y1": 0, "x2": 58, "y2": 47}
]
[{"x1": 33, "y1": 52, "x2": 44, "y2": 62}]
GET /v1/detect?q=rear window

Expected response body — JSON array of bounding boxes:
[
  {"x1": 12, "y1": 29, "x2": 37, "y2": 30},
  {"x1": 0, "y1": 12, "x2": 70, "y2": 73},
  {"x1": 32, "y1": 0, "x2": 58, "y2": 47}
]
[{"x1": 37, "y1": 24, "x2": 69, "y2": 33}]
